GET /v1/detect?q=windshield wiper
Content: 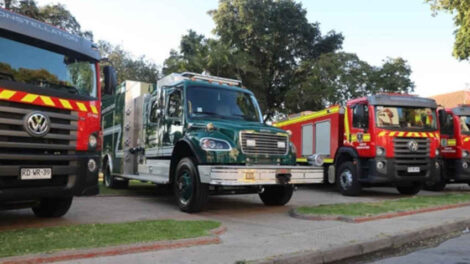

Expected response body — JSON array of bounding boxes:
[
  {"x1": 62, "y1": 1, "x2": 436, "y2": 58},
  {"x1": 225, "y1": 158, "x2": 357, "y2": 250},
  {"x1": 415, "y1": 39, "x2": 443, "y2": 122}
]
[
  {"x1": 33, "y1": 80, "x2": 79, "y2": 95},
  {"x1": 192, "y1": 111, "x2": 227, "y2": 119}
]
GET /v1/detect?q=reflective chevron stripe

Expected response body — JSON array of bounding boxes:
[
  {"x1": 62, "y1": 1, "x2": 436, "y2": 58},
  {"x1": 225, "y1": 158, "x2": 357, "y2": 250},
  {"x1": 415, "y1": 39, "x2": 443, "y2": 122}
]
[
  {"x1": 378, "y1": 131, "x2": 438, "y2": 138},
  {"x1": 0, "y1": 87, "x2": 97, "y2": 113}
]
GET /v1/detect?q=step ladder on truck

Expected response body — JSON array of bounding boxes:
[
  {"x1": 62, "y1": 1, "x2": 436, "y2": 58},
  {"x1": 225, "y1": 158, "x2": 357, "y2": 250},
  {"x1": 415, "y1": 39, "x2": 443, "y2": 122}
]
[
  {"x1": 101, "y1": 72, "x2": 325, "y2": 212},
  {"x1": 274, "y1": 94, "x2": 441, "y2": 196}
]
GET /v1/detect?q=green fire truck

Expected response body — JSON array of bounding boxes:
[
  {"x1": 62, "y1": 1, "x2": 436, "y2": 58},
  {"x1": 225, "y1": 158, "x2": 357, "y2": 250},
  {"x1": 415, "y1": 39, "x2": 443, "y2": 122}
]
[{"x1": 101, "y1": 72, "x2": 323, "y2": 212}]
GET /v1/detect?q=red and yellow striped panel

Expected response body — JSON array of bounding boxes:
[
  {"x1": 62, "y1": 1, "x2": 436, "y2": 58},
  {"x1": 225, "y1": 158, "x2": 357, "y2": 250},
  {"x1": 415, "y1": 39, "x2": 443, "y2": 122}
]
[
  {"x1": 377, "y1": 131, "x2": 439, "y2": 138},
  {"x1": 0, "y1": 88, "x2": 99, "y2": 114}
]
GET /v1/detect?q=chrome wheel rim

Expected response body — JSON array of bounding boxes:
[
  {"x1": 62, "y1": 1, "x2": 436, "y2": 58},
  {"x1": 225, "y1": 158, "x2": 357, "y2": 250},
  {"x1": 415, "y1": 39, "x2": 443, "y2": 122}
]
[{"x1": 340, "y1": 169, "x2": 353, "y2": 190}]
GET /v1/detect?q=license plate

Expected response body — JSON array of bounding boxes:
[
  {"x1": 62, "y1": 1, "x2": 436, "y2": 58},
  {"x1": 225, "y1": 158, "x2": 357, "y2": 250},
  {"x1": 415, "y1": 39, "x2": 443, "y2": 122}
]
[
  {"x1": 20, "y1": 168, "x2": 52, "y2": 180},
  {"x1": 407, "y1": 167, "x2": 420, "y2": 173}
]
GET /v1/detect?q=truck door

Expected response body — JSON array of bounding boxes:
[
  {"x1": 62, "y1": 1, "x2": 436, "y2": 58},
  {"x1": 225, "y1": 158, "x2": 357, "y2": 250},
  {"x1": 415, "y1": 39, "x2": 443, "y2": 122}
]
[
  {"x1": 351, "y1": 103, "x2": 372, "y2": 156},
  {"x1": 161, "y1": 88, "x2": 184, "y2": 156}
]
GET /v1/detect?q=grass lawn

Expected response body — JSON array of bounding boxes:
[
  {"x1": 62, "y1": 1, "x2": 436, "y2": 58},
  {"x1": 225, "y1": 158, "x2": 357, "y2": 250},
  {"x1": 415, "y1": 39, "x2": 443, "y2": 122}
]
[
  {"x1": 0, "y1": 219, "x2": 220, "y2": 258},
  {"x1": 98, "y1": 179, "x2": 159, "y2": 196},
  {"x1": 296, "y1": 193, "x2": 470, "y2": 217}
]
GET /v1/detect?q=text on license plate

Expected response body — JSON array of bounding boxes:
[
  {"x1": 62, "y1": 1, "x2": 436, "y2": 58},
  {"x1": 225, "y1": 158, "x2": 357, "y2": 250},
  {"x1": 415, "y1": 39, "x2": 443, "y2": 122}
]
[
  {"x1": 21, "y1": 168, "x2": 52, "y2": 180},
  {"x1": 407, "y1": 167, "x2": 420, "y2": 173}
]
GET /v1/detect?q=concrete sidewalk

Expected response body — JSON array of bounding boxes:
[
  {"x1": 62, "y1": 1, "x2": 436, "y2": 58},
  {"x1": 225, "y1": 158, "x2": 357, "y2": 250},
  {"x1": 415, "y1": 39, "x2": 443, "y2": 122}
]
[{"x1": 56, "y1": 198, "x2": 470, "y2": 264}]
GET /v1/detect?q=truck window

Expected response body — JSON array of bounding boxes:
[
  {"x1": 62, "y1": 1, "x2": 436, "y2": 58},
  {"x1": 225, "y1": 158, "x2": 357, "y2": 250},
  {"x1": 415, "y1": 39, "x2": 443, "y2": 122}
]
[
  {"x1": 459, "y1": 116, "x2": 470, "y2": 135},
  {"x1": 440, "y1": 114, "x2": 454, "y2": 135},
  {"x1": 352, "y1": 104, "x2": 369, "y2": 129},
  {"x1": 167, "y1": 90, "x2": 182, "y2": 119},
  {"x1": 375, "y1": 106, "x2": 437, "y2": 130}
]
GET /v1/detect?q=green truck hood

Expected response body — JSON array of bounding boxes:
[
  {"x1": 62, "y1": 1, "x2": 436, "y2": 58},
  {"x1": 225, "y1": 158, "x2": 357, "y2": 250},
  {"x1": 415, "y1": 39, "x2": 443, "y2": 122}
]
[{"x1": 186, "y1": 119, "x2": 295, "y2": 165}]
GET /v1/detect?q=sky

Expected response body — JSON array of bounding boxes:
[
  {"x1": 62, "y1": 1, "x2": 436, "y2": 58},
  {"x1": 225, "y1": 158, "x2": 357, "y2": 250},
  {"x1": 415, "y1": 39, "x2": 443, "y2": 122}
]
[{"x1": 36, "y1": 0, "x2": 470, "y2": 98}]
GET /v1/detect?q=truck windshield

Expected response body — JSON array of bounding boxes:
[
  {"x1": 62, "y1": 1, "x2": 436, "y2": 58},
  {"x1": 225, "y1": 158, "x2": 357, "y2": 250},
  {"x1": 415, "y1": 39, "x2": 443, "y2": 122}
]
[
  {"x1": 0, "y1": 36, "x2": 97, "y2": 98},
  {"x1": 459, "y1": 116, "x2": 470, "y2": 135},
  {"x1": 186, "y1": 86, "x2": 262, "y2": 122},
  {"x1": 375, "y1": 106, "x2": 437, "y2": 130}
]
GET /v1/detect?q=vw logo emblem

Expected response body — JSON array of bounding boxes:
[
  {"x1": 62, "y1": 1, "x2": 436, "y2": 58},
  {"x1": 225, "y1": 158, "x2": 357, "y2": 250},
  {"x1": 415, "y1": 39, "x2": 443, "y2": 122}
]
[
  {"x1": 407, "y1": 140, "x2": 419, "y2": 152},
  {"x1": 24, "y1": 112, "x2": 50, "y2": 137}
]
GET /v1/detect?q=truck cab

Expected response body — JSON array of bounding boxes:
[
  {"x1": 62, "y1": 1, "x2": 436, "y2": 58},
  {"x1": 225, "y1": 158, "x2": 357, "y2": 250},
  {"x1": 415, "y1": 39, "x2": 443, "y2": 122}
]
[
  {"x1": 433, "y1": 105, "x2": 470, "y2": 190},
  {"x1": 276, "y1": 94, "x2": 441, "y2": 196},
  {"x1": 102, "y1": 73, "x2": 322, "y2": 212},
  {"x1": 0, "y1": 8, "x2": 115, "y2": 217}
]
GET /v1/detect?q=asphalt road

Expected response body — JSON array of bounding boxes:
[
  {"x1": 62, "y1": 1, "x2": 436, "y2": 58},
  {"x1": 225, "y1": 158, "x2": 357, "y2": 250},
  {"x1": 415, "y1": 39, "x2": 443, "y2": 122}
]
[{"x1": 372, "y1": 232, "x2": 470, "y2": 264}]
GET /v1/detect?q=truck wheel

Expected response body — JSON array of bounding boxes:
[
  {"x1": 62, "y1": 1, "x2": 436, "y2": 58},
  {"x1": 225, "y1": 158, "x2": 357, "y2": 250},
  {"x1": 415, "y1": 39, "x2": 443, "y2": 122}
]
[
  {"x1": 397, "y1": 182, "x2": 422, "y2": 195},
  {"x1": 174, "y1": 158, "x2": 209, "y2": 213},
  {"x1": 336, "y1": 161, "x2": 362, "y2": 196},
  {"x1": 103, "y1": 164, "x2": 128, "y2": 189},
  {"x1": 32, "y1": 197, "x2": 73, "y2": 218},
  {"x1": 259, "y1": 185, "x2": 294, "y2": 206}
]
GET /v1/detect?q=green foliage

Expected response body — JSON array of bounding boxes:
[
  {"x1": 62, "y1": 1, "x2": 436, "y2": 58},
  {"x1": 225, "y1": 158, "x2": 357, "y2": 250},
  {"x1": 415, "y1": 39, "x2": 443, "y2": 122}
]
[
  {"x1": 285, "y1": 53, "x2": 414, "y2": 113},
  {"x1": 99, "y1": 41, "x2": 159, "y2": 84},
  {"x1": 297, "y1": 193, "x2": 470, "y2": 217},
  {"x1": 0, "y1": 219, "x2": 221, "y2": 257},
  {"x1": 426, "y1": 0, "x2": 470, "y2": 60},
  {"x1": 164, "y1": 0, "x2": 414, "y2": 120}
]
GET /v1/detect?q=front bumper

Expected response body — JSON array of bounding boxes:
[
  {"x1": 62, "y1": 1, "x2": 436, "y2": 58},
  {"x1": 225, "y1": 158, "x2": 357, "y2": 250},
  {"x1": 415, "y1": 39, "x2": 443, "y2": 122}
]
[
  {"x1": 0, "y1": 153, "x2": 100, "y2": 202},
  {"x1": 198, "y1": 165, "x2": 324, "y2": 186},
  {"x1": 359, "y1": 157, "x2": 439, "y2": 185}
]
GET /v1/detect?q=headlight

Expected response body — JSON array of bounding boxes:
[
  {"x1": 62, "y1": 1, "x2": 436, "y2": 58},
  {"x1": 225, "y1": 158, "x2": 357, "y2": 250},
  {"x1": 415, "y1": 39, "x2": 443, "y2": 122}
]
[
  {"x1": 200, "y1": 138, "x2": 231, "y2": 151},
  {"x1": 290, "y1": 142, "x2": 297, "y2": 154},
  {"x1": 463, "y1": 150, "x2": 469, "y2": 158},
  {"x1": 376, "y1": 147, "x2": 385, "y2": 156},
  {"x1": 89, "y1": 134, "x2": 97, "y2": 149}
]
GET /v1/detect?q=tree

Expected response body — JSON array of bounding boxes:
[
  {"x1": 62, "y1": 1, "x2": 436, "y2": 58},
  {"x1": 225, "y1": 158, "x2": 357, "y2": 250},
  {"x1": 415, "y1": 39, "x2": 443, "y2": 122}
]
[
  {"x1": 99, "y1": 41, "x2": 159, "y2": 84},
  {"x1": 285, "y1": 53, "x2": 414, "y2": 113},
  {"x1": 426, "y1": 0, "x2": 470, "y2": 60},
  {"x1": 209, "y1": 0, "x2": 344, "y2": 120}
]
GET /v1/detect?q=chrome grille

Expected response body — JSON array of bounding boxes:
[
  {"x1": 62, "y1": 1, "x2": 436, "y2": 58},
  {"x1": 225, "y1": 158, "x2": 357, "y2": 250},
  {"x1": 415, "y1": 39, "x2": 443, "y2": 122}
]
[
  {"x1": 393, "y1": 137, "x2": 430, "y2": 176},
  {"x1": 0, "y1": 101, "x2": 78, "y2": 189},
  {"x1": 240, "y1": 131, "x2": 288, "y2": 155}
]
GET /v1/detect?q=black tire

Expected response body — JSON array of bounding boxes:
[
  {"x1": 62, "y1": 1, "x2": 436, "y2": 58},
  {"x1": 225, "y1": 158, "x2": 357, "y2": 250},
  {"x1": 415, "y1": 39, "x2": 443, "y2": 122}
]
[
  {"x1": 173, "y1": 157, "x2": 209, "y2": 213},
  {"x1": 32, "y1": 197, "x2": 73, "y2": 218},
  {"x1": 103, "y1": 163, "x2": 128, "y2": 189},
  {"x1": 397, "y1": 182, "x2": 422, "y2": 195},
  {"x1": 259, "y1": 185, "x2": 294, "y2": 206},
  {"x1": 336, "y1": 161, "x2": 362, "y2": 196},
  {"x1": 424, "y1": 174, "x2": 446, "y2": 192}
]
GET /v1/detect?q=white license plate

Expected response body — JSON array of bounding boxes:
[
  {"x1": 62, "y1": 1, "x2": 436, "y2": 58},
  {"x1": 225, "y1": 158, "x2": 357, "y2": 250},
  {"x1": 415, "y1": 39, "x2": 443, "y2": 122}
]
[
  {"x1": 20, "y1": 168, "x2": 52, "y2": 180},
  {"x1": 407, "y1": 167, "x2": 420, "y2": 173}
]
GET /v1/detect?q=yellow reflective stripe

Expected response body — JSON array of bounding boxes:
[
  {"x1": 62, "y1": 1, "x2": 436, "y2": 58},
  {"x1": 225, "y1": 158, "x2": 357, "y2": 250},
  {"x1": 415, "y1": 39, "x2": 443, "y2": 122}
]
[
  {"x1": 40, "y1": 96, "x2": 55, "y2": 106},
  {"x1": 351, "y1": 134, "x2": 358, "y2": 142},
  {"x1": 464, "y1": 137, "x2": 470, "y2": 142},
  {"x1": 274, "y1": 106, "x2": 340, "y2": 127},
  {"x1": 296, "y1": 158, "x2": 307, "y2": 163},
  {"x1": 413, "y1": 132, "x2": 420, "y2": 137},
  {"x1": 448, "y1": 139, "x2": 456, "y2": 146},
  {"x1": 76, "y1": 102, "x2": 88, "y2": 112},
  {"x1": 90, "y1": 105, "x2": 98, "y2": 114},
  {"x1": 324, "y1": 158, "x2": 334, "y2": 163},
  {"x1": 344, "y1": 107, "x2": 350, "y2": 142},
  {"x1": 0, "y1": 90, "x2": 16, "y2": 99},
  {"x1": 421, "y1": 132, "x2": 428, "y2": 137},
  {"x1": 59, "y1": 99, "x2": 73, "y2": 109},
  {"x1": 21, "y1": 94, "x2": 38, "y2": 103},
  {"x1": 363, "y1": 133, "x2": 371, "y2": 142},
  {"x1": 389, "y1": 131, "x2": 396, "y2": 136},
  {"x1": 398, "y1": 132, "x2": 405, "y2": 137},
  {"x1": 378, "y1": 131, "x2": 387, "y2": 137}
]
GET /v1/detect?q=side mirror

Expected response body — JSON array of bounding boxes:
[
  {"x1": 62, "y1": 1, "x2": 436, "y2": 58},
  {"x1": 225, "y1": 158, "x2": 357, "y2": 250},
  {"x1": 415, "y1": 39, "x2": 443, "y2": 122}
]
[{"x1": 103, "y1": 66, "x2": 117, "y2": 95}]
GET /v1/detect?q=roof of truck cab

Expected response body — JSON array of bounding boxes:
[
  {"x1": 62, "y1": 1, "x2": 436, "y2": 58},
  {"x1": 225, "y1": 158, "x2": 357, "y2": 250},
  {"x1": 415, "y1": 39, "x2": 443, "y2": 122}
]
[
  {"x1": 452, "y1": 105, "x2": 470, "y2": 116},
  {"x1": 176, "y1": 79, "x2": 255, "y2": 95},
  {"x1": 0, "y1": 8, "x2": 100, "y2": 60},
  {"x1": 348, "y1": 94, "x2": 437, "y2": 108}
]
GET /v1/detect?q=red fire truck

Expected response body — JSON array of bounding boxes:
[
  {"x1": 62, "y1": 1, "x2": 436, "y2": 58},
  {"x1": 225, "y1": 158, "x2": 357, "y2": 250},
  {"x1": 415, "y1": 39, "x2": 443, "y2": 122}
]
[
  {"x1": 275, "y1": 94, "x2": 441, "y2": 196},
  {"x1": 0, "y1": 8, "x2": 115, "y2": 217},
  {"x1": 428, "y1": 105, "x2": 470, "y2": 190}
]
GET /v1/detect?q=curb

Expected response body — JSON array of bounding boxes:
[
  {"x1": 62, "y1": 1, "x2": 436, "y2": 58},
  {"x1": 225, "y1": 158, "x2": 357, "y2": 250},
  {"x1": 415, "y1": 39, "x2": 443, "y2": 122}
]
[
  {"x1": 290, "y1": 201, "x2": 470, "y2": 223},
  {"x1": 0, "y1": 226, "x2": 226, "y2": 264},
  {"x1": 253, "y1": 219, "x2": 470, "y2": 264}
]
